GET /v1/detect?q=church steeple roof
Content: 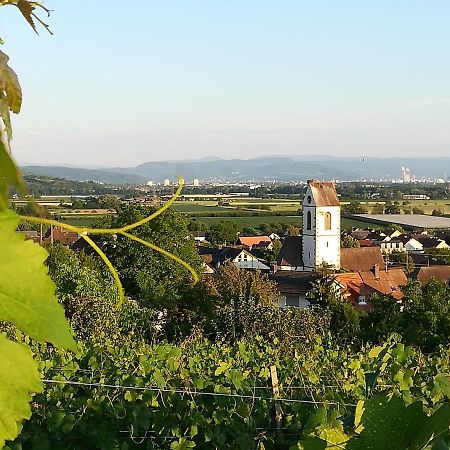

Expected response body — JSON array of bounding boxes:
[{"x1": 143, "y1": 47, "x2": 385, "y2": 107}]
[{"x1": 306, "y1": 180, "x2": 340, "y2": 207}]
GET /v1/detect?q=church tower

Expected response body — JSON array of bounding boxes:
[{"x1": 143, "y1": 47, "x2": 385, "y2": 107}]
[{"x1": 302, "y1": 180, "x2": 341, "y2": 271}]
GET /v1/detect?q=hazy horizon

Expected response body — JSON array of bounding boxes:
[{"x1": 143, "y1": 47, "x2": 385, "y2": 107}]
[{"x1": 3, "y1": 1, "x2": 450, "y2": 166}]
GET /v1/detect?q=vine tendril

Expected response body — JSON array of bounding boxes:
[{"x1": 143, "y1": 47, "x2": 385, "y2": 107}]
[{"x1": 19, "y1": 176, "x2": 199, "y2": 308}]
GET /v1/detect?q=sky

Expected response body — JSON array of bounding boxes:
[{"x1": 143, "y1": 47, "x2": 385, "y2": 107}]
[{"x1": 2, "y1": 0, "x2": 450, "y2": 167}]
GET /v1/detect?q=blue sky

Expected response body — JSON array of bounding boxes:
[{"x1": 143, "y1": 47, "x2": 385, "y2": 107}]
[{"x1": 2, "y1": 1, "x2": 450, "y2": 166}]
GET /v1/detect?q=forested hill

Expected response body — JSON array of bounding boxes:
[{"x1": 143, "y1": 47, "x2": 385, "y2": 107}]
[
  {"x1": 18, "y1": 175, "x2": 140, "y2": 196},
  {"x1": 22, "y1": 156, "x2": 450, "y2": 183}
]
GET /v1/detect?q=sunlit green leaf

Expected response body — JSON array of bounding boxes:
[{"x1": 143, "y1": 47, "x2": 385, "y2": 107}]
[
  {"x1": 0, "y1": 334, "x2": 42, "y2": 447},
  {"x1": 0, "y1": 210, "x2": 77, "y2": 351}
]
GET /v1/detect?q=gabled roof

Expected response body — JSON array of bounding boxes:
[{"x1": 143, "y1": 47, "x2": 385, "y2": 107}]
[
  {"x1": 359, "y1": 268, "x2": 407, "y2": 300},
  {"x1": 335, "y1": 267, "x2": 407, "y2": 301},
  {"x1": 238, "y1": 236, "x2": 272, "y2": 247},
  {"x1": 417, "y1": 266, "x2": 450, "y2": 285},
  {"x1": 198, "y1": 246, "x2": 258, "y2": 267},
  {"x1": 276, "y1": 236, "x2": 304, "y2": 268},
  {"x1": 340, "y1": 247, "x2": 385, "y2": 272},
  {"x1": 411, "y1": 235, "x2": 448, "y2": 248},
  {"x1": 351, "y1": 230, "x2": 370, "y2": 240},
  {"x1": 269, "y1": 271, "x2": 314, "y2": 295},
  {"x1": 307, "y1": 180, "x2": 340, "y2": 207}
]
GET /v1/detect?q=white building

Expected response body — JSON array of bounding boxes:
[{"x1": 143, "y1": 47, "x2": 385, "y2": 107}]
[
  {"x1": 163, "y1": 179, "x2": 170, "y2": 186},
  {"x1": 302, "y1": 180, "x2": 341, "y2": 271},
  {"x1": 193, "y1": 178, "x2": 200, "y2": 187}
]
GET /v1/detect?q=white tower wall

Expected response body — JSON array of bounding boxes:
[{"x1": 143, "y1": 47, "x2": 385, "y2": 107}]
[{"x1": 301, "y1": 182, "x2": 341, "y2": 271}]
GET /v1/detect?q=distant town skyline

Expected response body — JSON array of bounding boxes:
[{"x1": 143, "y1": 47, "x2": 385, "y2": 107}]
[{"x1": 2, "y1": 0, "x2": 450, "y2": 166}]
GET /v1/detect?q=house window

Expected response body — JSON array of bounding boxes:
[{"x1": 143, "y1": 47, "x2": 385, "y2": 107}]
[
  {"x1": 307, "y1": 211, "x2": 312, "y2": 230},
  {"x1": 307, "y1": 195, "x2": 312, "y2": 204},
  {"x1": 324, "y1": 212, "x2": 332, "y2": 230},
  {"x1": 358, "y1": 296, "x2": 367, "y2": 305},
  {"x1": 326, "y1": 241, "x2": 329, "y2": 248}
]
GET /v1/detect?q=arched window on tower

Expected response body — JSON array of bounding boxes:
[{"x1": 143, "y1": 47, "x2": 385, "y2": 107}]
[
  {"x1": 324, "y1": 212, "x2": 332, "y2": 230},
  {"x1": 306, "y1": 211, "x2": 312, "y2": 230}
]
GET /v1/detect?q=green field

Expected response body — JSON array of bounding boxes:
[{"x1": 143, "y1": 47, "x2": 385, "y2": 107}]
[
  {"x1": 172, "y1": 203, "x2": 230, "y2": 213},
  {"x1": 59, "y1": 216, "x2": 104, "y2": 227},
  {"x1": 191, "y1": 215, "x2": 380, "y2": 230}
]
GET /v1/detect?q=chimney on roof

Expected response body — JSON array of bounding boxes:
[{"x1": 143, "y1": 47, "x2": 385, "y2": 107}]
[{"x1": 372, "y1": 264, "x2": 380, "y2": 279}]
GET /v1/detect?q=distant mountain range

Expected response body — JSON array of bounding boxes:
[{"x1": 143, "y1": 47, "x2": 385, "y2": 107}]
[{"x1": 22, "y1": 156, "x2": 450, "y2": 184}]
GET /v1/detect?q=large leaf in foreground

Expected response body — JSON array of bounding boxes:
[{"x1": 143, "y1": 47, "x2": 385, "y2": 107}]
[
  {"x1": 0, "y1": 210, "x2": 77, "y2": 350},
  {"x1": 0, "y1": 334, "x2": 42, "y2": 447}
]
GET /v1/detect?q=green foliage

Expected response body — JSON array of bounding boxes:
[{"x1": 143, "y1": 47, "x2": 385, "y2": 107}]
[
  {"x1": 428, "y1": 248, "x2": 450, "y2": 264},
  {"x1": 362, "y1": 280, "x2": 450, "y2": 351},
  {"x1": 0, "y1": 8, "x2": 78, "y2": 445},
  {"x1": 371, "y1": 203, "x2": 384, "y2": 214},
  {"x1": 46, "y1": 244, "x2": 117, "y2": 300},
  {"x1": 101, "y1": 204, "x2": 202, "y2": 308},
  {"x1": 342, "y1": 201, "x2": 368, "y2": 215},
  {"x1": 7, "y1": 336, "x2": 450, "y2": 449},
  {"x1": 401, "y1": 280, "x2": 450, "y2": 351},
  {"x1": 388, "y1": 251, "x2": 415, "y2": 273},
  {"x1": 205, "y1": 220, "x2": 241, "y2": 246},
  {"x1": 0, "y1": 335, "x2": 42, "y2": 448},
  {"x1": 341, "y1": 235, "x2": 360, "y2": 248},
  {"x1": 0, "y1": 211, "x2": 76, "y2": 350}
]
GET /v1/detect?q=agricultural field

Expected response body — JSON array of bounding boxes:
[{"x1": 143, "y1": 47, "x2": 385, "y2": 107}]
[
  {"x1": 192, "y1": 215, "x2": 380, "y2": 230},
  {"x1": 341, "y1": 199, "x2": 450, "y2": 215}
]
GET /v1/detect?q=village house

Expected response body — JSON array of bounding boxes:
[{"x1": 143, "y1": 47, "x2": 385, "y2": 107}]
[
  {"x1": 44, "y1": 226, "x2": 79, "y2": 246},
  {"x1": 411, "y1": 235, "x2": 450, "y2": 251},
  {"x1": 192, "y1": 231, "x2": 206, "y2": 242},
  {"x1": 237, "y1": 235, "x2": 273, "y2": 251},
  {"x1": 334, "y1": 264, "x2": 407, "y2": 310},
  {"x1": 198, "y1": 246, "x2": 270, "y2": 272},
  {"x1": 416, "y1": 266, "x2": 450, "y2": 285}
]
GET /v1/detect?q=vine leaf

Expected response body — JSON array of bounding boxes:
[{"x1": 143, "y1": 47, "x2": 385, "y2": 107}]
[
  {"x1": 0, "y1": 50, "x2": 22, "y2": 114},
  {"x1": 0, "y1": 141, "x2": 25, "y2": 207},
  {"x1": 0, "y1": 334, "x2": 42, "y2": 448},
  {"x1": 0, "y1": 210, "x2": 77, "y2": 351}
]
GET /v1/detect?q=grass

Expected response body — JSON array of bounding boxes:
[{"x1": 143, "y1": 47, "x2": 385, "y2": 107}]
[
  {"x1": 59, "y1": 216, "x2": 100, "y2": 227},
  {"x1": 191, "y1": 215, "x2": 381, "y2": 230}
]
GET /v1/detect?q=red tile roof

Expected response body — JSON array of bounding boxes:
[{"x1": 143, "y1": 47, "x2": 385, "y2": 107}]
[
  {"x1": 340, "y1": 247, "x2": 385, "y2": 272},
  {"x1": 417, "y1": 266, "x2": 450, "y2": 285},
  {"x1": 238, "y1": 236, "x2": 272, "y2": 247},
  {"x1": 335, "y1": 267, "x2": 407, "y2": 305}
]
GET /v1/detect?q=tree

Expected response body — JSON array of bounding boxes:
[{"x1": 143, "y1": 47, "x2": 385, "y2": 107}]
[
  {"x1": 203, "y1": 264, "x2": 279, "y2": 341},
  {"x1": 341, "y1": 235, "x2": 360, "y2": 248},
  {"x1": 205, "y1": 220, "x2": 241, "y2": 246},
  {"x1": 189, "y1": 219, "x2": 207, "y2": 231},
  {"x1": 372, "y1": 203, "x2": 384, "y2": 214},
  {"x1": 401, "y1": 280, "x2": 450, "y2": 351},
  {"x1": 101, "y1": 204, "x2": 202, "y2": 309},
  {"x1": 342, "y1": 201, "x2": 368, "y2": 214},
  {"x1": 46, "y1": 243, "x2": 117, "y2": 300},
  {"x1": 308, "y1": 264, "x2": 361, "y2": 344},
  {"x1": 360, "y1": 293, "x2": 402, "y2": 343},
  {"x1": 385, "y1": 201, "x2": 401, "y2": 214},
  {"x1": 412, "y1": 207, "x2": 424, "y2": 214},
  {"x1": 388, "y1": 251, "x2": 415, "y2": 273},
  {"x1": 428, "y1": 247, "x2": 450, "y2": 264}
]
